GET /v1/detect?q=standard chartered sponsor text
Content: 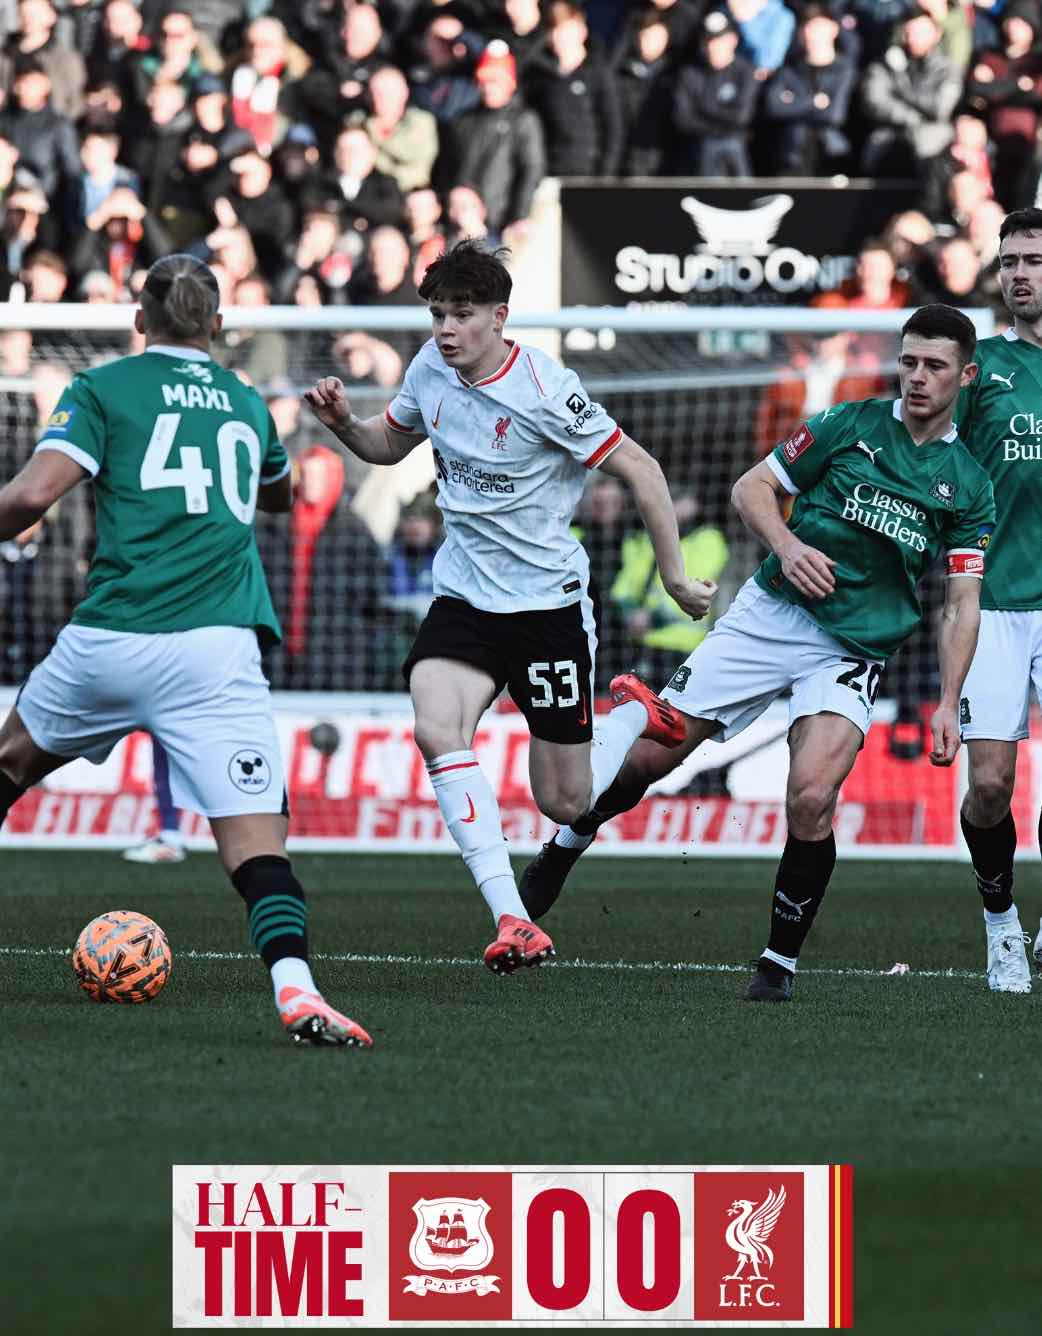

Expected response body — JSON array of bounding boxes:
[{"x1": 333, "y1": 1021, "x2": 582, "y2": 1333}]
[
  {"x1": 839, "y1": 483, "x2": 928, "y2": 552},
  {"x1": 449, "y1": 458, "x2": 516, "y2": 494}
]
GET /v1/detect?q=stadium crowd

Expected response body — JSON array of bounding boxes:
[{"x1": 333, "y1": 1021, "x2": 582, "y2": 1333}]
[{"x1": 0, "y1": 0, "x2": 1037, "y2": 725}]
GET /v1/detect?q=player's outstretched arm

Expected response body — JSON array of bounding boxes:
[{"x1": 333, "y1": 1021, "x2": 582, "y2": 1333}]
[
  {"x1": 0, "y1": 450, "x2": 87, "y2": 542},
  {"x1": 929, "y1": 572, "x2": 982, "y2": 768},
  {"x1": 302, "y1": 376, "x2": 425, "y2": 466},
  {"x1": 731, "y1": 459, "x2": 836, "y2": 600},
  {"x1": 600, "y1": 436, "x2": 717, "y2": 619}
]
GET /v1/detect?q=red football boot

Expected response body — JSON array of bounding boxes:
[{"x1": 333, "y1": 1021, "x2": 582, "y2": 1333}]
[
  {"x1": 609, "y1": 672, "x2": 687, "y2": 748},
  {"x1": 483, "y1": 914, "x2": 555, "y2": 975},
  {"x1": 278, "y1": 987, "x2": 373, "y2": 1047}
]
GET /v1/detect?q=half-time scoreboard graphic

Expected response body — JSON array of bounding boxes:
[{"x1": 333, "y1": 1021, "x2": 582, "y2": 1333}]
[{"x1": 172, "y1": 1165, "x2": 853, "y2": 1327}]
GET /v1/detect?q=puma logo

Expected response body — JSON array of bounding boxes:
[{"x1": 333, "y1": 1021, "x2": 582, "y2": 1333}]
[
  {"x1": 990, "y1": 371, "x2": 1016, "y2": 389},
  {"x1": 855, "y1": 440, "x2": 881, "y2": 462},
  {"x1": 775, "y1": 891, "x2": 812, "y2": 918},
  {"x1": 460, "y1": 793, "x2": 477, "y2": 824}
]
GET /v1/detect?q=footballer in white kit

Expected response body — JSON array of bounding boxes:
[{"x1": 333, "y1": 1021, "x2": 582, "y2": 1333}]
[{"x1": 305, "y1": 241, "x2": 716, "y2": 974}]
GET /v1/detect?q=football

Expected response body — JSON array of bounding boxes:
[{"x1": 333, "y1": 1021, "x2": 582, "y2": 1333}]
[{"x1": 72, "y1": 910, "x2": 172, "y2": 1004}]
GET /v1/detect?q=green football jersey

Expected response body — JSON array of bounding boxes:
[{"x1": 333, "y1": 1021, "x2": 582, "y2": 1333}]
[
  {"x1": 756, "y1": 398, "x2": 995, "y2": 660},
  {"x1": 956, "y1": 328, "x2": 1042, "y2": 610},
  {"x1": 35, "y1": 345, "x2": 287, "y2": 646}
]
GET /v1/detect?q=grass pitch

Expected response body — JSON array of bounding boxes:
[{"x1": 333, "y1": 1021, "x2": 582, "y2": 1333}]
[{"x1": 2, "y1": 850, "x2": 1039, "y2": 1334}]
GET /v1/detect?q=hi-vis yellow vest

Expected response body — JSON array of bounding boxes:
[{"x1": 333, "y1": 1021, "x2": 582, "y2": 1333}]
[{"x1": 611, "y1": 526, "x2": 729, "y2": 652}]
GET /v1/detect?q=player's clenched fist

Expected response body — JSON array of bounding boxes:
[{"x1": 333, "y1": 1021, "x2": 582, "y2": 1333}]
[
  {"x1": 303, "y1": 377, "x2": 352, "y2": 430},
  {"x1": 779, "y1": 538, "x2": 836, "y2": 601},
  {"x1": 668, "y1": 578, "x2": 718, "y2": 620}
]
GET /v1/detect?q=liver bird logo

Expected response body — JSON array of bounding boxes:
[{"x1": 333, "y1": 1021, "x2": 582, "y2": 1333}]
[
  {"x1": 680, "y1": 194, "x2": 793, "y2": 257},
  {"x1": 493, "y1": 415, "x2": 511, "y2": 449},
  {"x1": 723, "y1": 1186, "x2": 786, "y2": 1280}
]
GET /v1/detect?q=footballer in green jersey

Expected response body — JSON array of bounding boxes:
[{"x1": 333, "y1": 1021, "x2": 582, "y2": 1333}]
[
  {"x1": 519, "y1": 305, "x2": 990, "y2": 1005},
  {"x1": 0, "y1": 253, "x2": 371, "y2": 1047},
  {"x1": 950, "y1": 206, "x2": 1042, "y2": 994}
]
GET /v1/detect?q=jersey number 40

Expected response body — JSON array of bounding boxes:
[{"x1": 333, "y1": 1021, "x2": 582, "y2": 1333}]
[{"x1": 140, "y1": 412, "x2": 263, "y2": 524}]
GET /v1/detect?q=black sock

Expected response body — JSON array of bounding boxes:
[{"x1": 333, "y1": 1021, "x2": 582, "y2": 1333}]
[
  {"x1": 766, "y1": 832, "x2": 837, "y2": 965},
  {"x1": 231, "y1": 855, "x2": 309, "y2": 967},
  {"x1": 0, "y1": 770, "x2": 25, "y2": 828},
  {"x1": 960, "y1": 810, "x2": 1015, "y2": 913}
]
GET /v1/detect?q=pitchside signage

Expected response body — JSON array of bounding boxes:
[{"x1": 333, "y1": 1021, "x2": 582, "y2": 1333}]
[
  {"x1": 560, "y1": 181, "x2": 918, "y2": 307},
  {"x1": 172, "y1": 1164, "x2": 854, "y2": 1327}
]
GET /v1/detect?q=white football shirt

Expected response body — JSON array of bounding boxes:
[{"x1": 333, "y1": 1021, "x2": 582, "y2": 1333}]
[{"x1": 386, "y1": 338, "x2": 622, "y2": 612}]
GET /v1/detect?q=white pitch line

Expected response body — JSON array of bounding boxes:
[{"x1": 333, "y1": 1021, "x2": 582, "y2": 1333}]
[{"x1": 0, "y1": 943, "x2": 986, "y2": 981}]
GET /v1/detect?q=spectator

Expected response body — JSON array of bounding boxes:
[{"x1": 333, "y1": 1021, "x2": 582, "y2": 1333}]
[
  {"x1": 2, "y1": 181, "x2": 51, "y2": 288},
  {"x1": 65, "y1": 127, "x2": 140, "y2": 232},
  {"x1": 924, "y1": 233, "x2": 993, "y2": 304},
  {"x1": 69, "y1": 183, "x2": 168, "y2": 293},
  {"x1": 79, "y1": 75, "x2": 126, "y2": 134},
  {"x1": 529, "y1": 1, "x2": 622, "y2": 176},
  {"x1": 672, "y1": 10, "x2": 757, "y2": 176},
  {"x1": 332, "y1": 329, "x2": 404, "y2": 390},
  {"x1": 328, "y1": 124, "x2": 404, "y2": 232},
  {"x1": 860, "y1": 10, "x2": 962, "y2": 179},
  {"x1": 615, "y1": 8, "x2": 676, "y2": 177},
  {"x1": 85, "y1": 0, "x2": 151, "y2": 96},
  {"x1": 612, "y1": 491, "x2": 729, "y2": 688},
  {"x1": 0, "y1": 128, "x2": 37, "y2": 205},
  {"x1": 838, "y1": 237, "x2": 911, "y2": 309},
  {"x1": 226, "y1": 16, "x2": 309, "y2": 156},
  {"x1": 964, "y1": 2, "x2": 1042, "y2": 209},
  {"x1": 218, "y1": 147, "x2": 295, "y2": 279},
  {"x1": 445, "y1": 182, "x2": 493, "y2": 245},
  {"x1": 178, "y1": 1, "x2": 245, "y2": 48},
  {"x1": 204, "y1": 220, "x2": 257, "y2": 289},
  {"x1": 436, "y1": 40, "x2": 545, "y2": 242},
  {"x1": 217, "y1": 270, "x2": 288, "y2": 387},
  {"x1": 923, "y1": 105, "x2": 995, "y2": 217},
  {"x1": 968, "y1": 194, "x2": 1006, "y2": 263},
  {"x1": 276, "y1": 202, "x2": 356, "y2": 305},
  {"x1": 79, "y1": 266, "x2": 119, "y2": 302},
  {"x1": 918, "y1": 0, "x2": 974, "y2": 73},
  {"x1": 347, "y1": 223, "x2": 420, "y2": 305},
  {"x1": 125, "y1": 77, "x2": 194, "y2": 211},
  {"x1": 882, "y1": 206, "x2": 937, "y2": 287},
  {"x1": 265, "y1": 376, "x2": 310, "y2": 457},
  {"x1": 409, "y1": 13, "x2": 483, "y2": 125},
  {"x1": 22, "y1": 245, "x2": 68, "y2": 301},
  {"x1": 364, "y1": 63, "x2": 439, "y2": 194},
  {"x1": 3, "y1": 0, "x2": 88, "y2": 119},
  {"x1": 501, "y1": 0, "x2": 552, "y2": 84},
  {"x1": 189, "y1": 70, "x2": 251, "y2": 157},
  {"x1": 725, "y1": 0, "x2": 796, "y2": 79},
  {"x1": 130, "y1": 8, "x2": 221, "y2": 108},
  {"x1": 762, "y1": 2, "x2": 857, "y2": 176},
  {"x1": 938, "y1": 165, "x2": 994, "y2": 229},
  {"x1": 386, "y1": 498, "x2": 440, "y2": 625},
  {"x1": 272, "y1": 120, "x2": 324, "y2": 205},
  {"x1": 570, "y1": 474, "x2": 629, "y2": 683},
  {"x1": 292, "y1": 0, "x2": 390, "y2": 145},
  {"x1": 403, "y1": 185, "x2": 446, "y2": 285},
  {"x1": 622, "y1": 0, "x2": 704, "y2": 54},
  {"x1": 151, "y1": 98, "x2": 229, "y2": 247},
  {"x1": 0, "y1": 58, "x2": 80, "y2": 201}
]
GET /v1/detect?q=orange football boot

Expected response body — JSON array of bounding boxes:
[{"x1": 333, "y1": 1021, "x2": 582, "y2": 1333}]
[
  {"x1": 278, "y1": 986, "x2": 373, "y2": 1047},
  {"x1": 609, "y1": 672, "x2": 687, "y2": 748},
  {"x1": 483, "y1": 914, "x2": 555, "y2": 975}
]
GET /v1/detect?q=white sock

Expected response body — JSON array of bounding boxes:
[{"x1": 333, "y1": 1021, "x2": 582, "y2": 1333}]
[
  {"x1": 761, "y1": 948, "x2": 798, "y2": 974},
  {"x1": 159, "y1": 829, "x2": 183, "y2": 849},
  {"x1": 555, "y1": 700, "x2": 650, "y2": 851},
  {"x1": 270, "y1": 956, "x2": 318, "y2": 1009},
  {"x1": 984, "y1": 906, "x2": 1020, "y2": 927},
  {"x1": 428, "y1": 750, "x2": 528, "y2": 922},
  {"x1": 589, "y1": 700, "x2": 647, "y2": 805}
]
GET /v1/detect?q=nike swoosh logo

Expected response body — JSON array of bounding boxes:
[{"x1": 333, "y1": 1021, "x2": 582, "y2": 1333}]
[
  {"x1": 577, "y1": 693, "x2": 588, "y2": 726},
  {"x1": 460, "y1": 793, "x2": 477, "y2": 823},
  {"x1": 432, "y1": 398, "x2": 442, "y2": 429}
]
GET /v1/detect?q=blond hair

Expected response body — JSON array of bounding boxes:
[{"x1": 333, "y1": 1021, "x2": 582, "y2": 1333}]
[{"x1": 139, "y1": 253, "x2": 220, "y2": 342}]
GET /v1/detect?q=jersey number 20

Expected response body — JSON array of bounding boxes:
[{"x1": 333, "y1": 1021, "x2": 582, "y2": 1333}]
[{"x1": 140, "y1": 412, "x2": 262, "y2": 524}]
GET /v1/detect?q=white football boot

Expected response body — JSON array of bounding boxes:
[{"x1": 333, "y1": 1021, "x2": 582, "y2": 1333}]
[
  {"x1": 122, "y1": 836, "x2": 186, "y2": 864},
  {"x1": 985, "y1": 912, "x2": 1031, "y2": 993},
  {"x1": 1032, "y1": 917, "x2": 1042, "y2": 974}
]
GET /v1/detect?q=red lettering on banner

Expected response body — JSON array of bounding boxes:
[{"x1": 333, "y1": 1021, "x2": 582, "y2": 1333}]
[
  {"x1": 527, "y1": 1188, "x2": 591, "y2": 1311},
  {"x1": 196, "y1": 1230, "x2": 232, "y2": 1315},
  {"x1": 350, "y1": 728, "x2": 392, "y2": 797},
  {"x1": 254, "y1": 1232, "x2": 323, "y2": 1317},
  {"x1": 327, "y1": 1231, "x2": 364, "y2": 1316},
  {"x1": 616, "y1": 1189, "x2": 681, "y2": 1312},
  {"x1": 693, "y1": 1172, "x2": 804, "y2": 1321},
  {"x1": 500, "y1": 730, "x2": 532, "y2": 803},
  {"x1": 388, "y1": 1172, "x2": 512, "y2": 1321}
]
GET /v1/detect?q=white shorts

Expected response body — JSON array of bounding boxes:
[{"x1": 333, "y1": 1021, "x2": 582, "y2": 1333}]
[
  {"x1": 16, "y1": 624, "x2": 286, "y2": 818},
  {"x1": 960, "y1": 609, "x2": 1042, "y2": 742},
  {"x1": 659, "y1": 578, "x2": 883, "y2": 742}
]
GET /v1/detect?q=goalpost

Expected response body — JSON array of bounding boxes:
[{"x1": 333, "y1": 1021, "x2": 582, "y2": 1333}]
[{"x1": 0, "y1": 301, "x2": 1012, "y2": 858}]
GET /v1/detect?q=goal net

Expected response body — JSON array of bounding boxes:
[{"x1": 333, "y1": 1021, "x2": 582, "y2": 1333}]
[{"x1": 1, "y1": 301, "x2": 1020, "y2": 859}]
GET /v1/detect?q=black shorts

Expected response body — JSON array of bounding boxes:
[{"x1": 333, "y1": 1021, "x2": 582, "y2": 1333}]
[{"x1": 402, "y1": 594, "x2": 599, "y2": 744}]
